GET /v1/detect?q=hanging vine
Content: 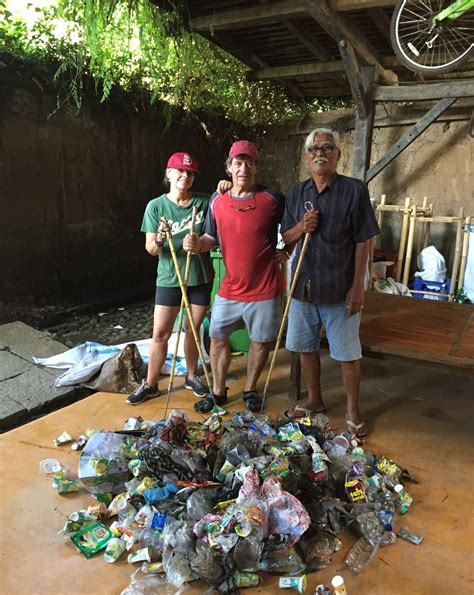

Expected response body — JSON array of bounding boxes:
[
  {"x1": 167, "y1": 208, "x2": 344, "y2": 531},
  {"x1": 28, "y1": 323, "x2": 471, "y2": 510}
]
[{"x1": 0, "y1": 0, "x2": 347, "y2": 124}]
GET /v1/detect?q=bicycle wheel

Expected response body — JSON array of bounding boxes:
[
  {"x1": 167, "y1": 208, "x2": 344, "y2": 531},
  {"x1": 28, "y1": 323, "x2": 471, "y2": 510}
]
[{"x1": 391, "y1": 0, "x2": 474, "y2": 74}]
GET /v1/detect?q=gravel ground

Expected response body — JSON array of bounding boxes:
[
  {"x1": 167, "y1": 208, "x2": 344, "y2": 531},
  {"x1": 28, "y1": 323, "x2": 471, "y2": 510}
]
[{"x1": 44, "y1": 300, "x2": 155, "y2": 348}]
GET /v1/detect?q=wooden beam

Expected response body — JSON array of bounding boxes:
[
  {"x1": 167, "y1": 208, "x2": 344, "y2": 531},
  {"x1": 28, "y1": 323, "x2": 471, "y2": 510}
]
[
  {"x1": 190, "y1": 1, "x2": 305, "y2": 31},
  {"x1": 366, "y1": 97, "x2": 457, "y2": 182},
  {"x1": 339, "y1": 39, "x2": 368, "y2": 118},
  {"x1": 303, "y1": 1, "x2": 398, "y2": 84},
  {"x1": 353, "y1": 71, "x2": 376, "y2": 180},
  {"x1": 246, "y1": 60, "x2": 345, "y2": 80},
  {"x1": 190, "y1": 0, "x2": 396, "y2": 31},
  {"x1": 331, "y1": 0, "x2": 395, "y2": 9},
  {"x1": 281, "y1": 19, "x2": 332, "y2": 62},
  {"x1": 373, "y1": 81, "x2": 474, "y2": 101}
]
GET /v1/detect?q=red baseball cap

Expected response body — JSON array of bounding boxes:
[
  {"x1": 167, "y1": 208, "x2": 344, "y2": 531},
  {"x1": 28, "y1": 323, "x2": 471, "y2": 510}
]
[
  {"x1": 228, "y1": 140, "x2": 259, "y2": 160},
  {"x1": 166, "y1": 152, "x2": 199, "y2": 173}
]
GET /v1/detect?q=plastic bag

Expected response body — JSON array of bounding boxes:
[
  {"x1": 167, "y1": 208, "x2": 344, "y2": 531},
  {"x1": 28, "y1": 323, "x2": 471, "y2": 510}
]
[{"x1": 415, "y1": 245, "x2": 446, "y2": 283}]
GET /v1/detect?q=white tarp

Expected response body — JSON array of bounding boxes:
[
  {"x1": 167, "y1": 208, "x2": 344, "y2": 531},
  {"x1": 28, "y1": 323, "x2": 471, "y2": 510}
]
[{"x1": 33, "y1": 330, "x2": 208, "y2": 388}]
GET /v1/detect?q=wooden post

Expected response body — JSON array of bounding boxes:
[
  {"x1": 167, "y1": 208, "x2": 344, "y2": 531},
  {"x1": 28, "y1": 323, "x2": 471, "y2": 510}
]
[
  {"x1": 416, "y1": 196, "x2": 429, "y2": 256},
  {"x1": 403, "y1": 205, "x2": 417, "y2": 287},
  {"x1": 396, "y1": 197, "x2": 411, "y2": 282},
  {"x1": 449, "y1": 207, "x2": 465, "y2": 301},
  {"x1": 458, "y1": 216, "x2": 472, "y2": 292},
  {"x1": 376, "y1": 194, "x2": 386, "y2": 249}
]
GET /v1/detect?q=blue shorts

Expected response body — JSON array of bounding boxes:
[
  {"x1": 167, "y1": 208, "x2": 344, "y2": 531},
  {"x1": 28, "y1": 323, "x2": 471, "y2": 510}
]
[
  {"x1": 285, "y1": 299, "x2": 362, "y2": 361},
  {"x1": 210, "y1": 295, "x2": 282, "y2": 342}
]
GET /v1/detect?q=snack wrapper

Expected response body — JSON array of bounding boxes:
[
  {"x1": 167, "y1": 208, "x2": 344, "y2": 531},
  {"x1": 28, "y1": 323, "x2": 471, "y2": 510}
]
[{"x1": 71, "y1": 523, "x2": 113, "y2": 558}]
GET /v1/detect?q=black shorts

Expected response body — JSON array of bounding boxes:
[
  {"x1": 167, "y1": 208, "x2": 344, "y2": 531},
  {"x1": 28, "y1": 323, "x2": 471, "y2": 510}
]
[{"x1": 154, "y1": 282, "x2": 213, "y2": 307}]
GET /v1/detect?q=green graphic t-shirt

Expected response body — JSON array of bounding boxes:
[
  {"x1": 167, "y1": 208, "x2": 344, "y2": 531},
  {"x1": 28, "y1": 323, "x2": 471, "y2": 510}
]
[{"x1": 141, "y1": 193, "x2": 214, "y2": 287}]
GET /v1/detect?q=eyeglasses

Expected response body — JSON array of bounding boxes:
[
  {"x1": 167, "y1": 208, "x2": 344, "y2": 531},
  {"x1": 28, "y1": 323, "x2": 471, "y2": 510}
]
[{"x1": 307, "y1": 144, "x2": 336, "y2": 154}]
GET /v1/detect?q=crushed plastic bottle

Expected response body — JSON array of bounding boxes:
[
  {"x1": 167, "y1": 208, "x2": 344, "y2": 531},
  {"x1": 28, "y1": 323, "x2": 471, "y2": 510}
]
[{"x1": 394, "y1": 483, "x2": 413, "y2": 513}]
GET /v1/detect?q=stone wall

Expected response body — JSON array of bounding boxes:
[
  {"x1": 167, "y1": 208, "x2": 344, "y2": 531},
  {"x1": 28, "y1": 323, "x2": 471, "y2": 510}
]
[
  {"x1": 261, "y1": 104, "x2": 473, "y2": 271},
  {"x1": 0, "y1": 66, "x2": 249, "y2": 302}
]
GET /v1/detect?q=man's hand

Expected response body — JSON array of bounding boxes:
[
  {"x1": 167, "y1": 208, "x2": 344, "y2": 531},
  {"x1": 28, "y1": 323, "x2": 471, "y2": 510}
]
[
  {"x1": 275, "y1": 249, "x2": 290, "y2": 264},
  {"x1": 346, "y1": 283, "x2": 365, "y2": 316},
  {"x1": 217, "y1": 179, "x2": 232, "y2": 194},
  {"x1": 300, "y1": 209, "x2": 318, "y2": 234},
  {"x1": 183, "y1": 233, "x2": 200, "y2": 253}
]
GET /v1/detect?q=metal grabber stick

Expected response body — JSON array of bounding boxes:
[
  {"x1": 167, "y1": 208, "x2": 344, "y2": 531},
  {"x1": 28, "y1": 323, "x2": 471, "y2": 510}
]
[
  {"x1": 164, "y1": 207, "x2": 198, "y2": 418},
  {"x1": 161, "y1": 216, "x2": 212, "y2": 398},
  {"x1": 260, "y1": 201, "x2": 315, "y2": 413}
]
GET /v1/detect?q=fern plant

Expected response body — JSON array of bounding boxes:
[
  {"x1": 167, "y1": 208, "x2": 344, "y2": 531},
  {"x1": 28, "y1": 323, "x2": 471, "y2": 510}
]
[{"x1": 0, "y1": 0, "x2": 346, "y2": 125}]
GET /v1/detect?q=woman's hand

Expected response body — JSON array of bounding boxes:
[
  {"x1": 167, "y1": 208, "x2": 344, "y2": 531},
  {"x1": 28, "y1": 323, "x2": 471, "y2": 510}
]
[{"x1": 183, "y1": 233, "x2": 201, "y2": 253}]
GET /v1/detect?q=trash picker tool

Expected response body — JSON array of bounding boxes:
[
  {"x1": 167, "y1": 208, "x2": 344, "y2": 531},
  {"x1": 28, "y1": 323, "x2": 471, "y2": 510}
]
[
  {"x1": 161, "y1": 216, "x2": 212, "y2": 398},
  {"x1": 260, "y1": 202, "x2": 315, "y2": 412},
  {"x1": 164, "y1": 207, "x2": 198, "y2": 418}
]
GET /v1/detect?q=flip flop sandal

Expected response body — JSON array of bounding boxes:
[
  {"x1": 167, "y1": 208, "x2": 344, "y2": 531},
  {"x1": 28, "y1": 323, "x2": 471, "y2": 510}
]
[
  {"x1": 243, "y1": 391, "x2": 263, "y2": 413},
  {"x1": 346, "y1": 417, "x2": 368, "y2": 439},
  {"x1": 284, "y1": 405, "x2": 326, "y2": 420},
  {"x1": 194, "y1": 390, "x2": 228, "y2": 414}
]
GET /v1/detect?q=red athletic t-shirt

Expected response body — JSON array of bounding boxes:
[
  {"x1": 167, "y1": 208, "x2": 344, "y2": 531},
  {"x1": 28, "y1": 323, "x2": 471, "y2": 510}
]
[{"x1": 203, "y1": 186, "x2": 285, "y2": 302}]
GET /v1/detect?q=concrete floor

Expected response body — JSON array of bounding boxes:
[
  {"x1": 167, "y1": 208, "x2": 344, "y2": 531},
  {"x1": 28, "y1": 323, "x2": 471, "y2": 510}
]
[{"x1": 1, "y1": 350, "x2": 473, "y2": 594}]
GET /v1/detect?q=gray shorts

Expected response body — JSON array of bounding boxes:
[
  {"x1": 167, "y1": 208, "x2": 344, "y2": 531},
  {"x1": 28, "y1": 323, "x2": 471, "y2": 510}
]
[{"x1": 210, "y1": 295, "x2": 282, "y2": 342}]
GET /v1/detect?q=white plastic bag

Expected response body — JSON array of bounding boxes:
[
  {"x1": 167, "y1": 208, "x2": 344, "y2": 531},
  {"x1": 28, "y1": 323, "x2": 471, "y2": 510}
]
[{"x1": 415, "y1": 245, "x2": 447, "y2": 284}]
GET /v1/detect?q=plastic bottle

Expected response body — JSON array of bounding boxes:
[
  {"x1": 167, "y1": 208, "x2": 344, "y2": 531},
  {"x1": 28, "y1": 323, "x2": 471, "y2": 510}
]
[
  {"x1": 394, "y1": 483, "x2": 413, "y2": 513},
  {"x1": 344, "y1": 536, "x2": 378, "y2": 574},
  {"x1": 354, "y1": 507, "x2": 383, "y2": 546},
  {"x1": 331, "y1": 574, "x2": 348, "y2": 594}
]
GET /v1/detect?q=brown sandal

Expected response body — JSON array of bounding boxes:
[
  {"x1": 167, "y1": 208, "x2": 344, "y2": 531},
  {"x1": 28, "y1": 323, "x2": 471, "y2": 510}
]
[{"x1": 346, "y1": 417, "x2": 368, "y2": 439}]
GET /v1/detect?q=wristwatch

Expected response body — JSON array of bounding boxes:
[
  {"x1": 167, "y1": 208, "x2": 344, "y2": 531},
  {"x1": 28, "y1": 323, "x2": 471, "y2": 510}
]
[{"x1": 155, "y1": 234, "x2": 165, "y2": 247}]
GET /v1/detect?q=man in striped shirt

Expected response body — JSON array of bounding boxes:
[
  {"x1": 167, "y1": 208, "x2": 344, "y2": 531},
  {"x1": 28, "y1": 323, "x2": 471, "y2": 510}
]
[{"x1": 281, "y1": 128, "x2": 379, "y2": 438}]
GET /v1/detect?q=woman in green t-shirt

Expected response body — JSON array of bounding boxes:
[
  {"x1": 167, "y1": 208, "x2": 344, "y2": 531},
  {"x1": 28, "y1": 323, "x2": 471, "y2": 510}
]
[{"x1": 127, "y1": 152, "x2": 213, "y2": 405}]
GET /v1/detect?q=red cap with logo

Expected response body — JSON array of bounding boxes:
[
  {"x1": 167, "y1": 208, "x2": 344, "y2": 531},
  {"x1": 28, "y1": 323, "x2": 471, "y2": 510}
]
[
  {"x1": 228, "y1": 140, "x2": 259, "y2": 160},
  {"x1": 166, "y1": 152, "x2": 200, "y2": 173}
]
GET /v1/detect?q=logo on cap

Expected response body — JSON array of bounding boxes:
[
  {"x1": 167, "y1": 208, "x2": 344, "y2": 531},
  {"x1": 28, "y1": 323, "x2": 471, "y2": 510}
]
[{"x1": 182, "y1": 153, "x2": 192, "y2": 166}]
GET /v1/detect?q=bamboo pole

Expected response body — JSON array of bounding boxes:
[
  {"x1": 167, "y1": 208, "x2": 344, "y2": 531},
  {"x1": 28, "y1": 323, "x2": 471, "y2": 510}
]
[
  {"x1": 416, "y1": 196, "x2": 429, "y2": 256},
  {"x1": 161, "y1": 216, "x2": 212, "y2": 392},
  {"x1": 458, "y1": 216, "x2": 472, "y2": 292},
  {"x1": 402, "y1": 204, "x2": 417, "y2": 287},
  {"x1": 164, "y1": 207, "x2": 198, "y2": 418},
  {"x1": 410, "y1": 289, "x2": 450, "y2": 298},
  {"x1": 396, "y1": 197, "x2": 411, "y2": 282},
  {"x1": 260, "y1": 232, "x2": 311, "y2": 413},
  {"x1": 449, "y1": 207, "x2": 465, "y2": 301}
]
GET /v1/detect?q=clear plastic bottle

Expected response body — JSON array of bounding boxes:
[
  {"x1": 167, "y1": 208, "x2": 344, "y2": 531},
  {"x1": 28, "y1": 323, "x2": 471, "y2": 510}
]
[{"x1": 344, "y1": 536, "x2": 378, "y2": 574}]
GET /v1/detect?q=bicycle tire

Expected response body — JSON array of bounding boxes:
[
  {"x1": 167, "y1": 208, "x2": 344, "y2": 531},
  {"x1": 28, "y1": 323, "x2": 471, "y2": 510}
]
[{"x1": 390, "y1": 0, "x2": 474, "y2": 74}]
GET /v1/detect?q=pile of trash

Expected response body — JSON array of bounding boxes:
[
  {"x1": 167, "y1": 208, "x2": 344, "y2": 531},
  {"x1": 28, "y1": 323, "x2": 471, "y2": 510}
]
[{"x1": 41, "y1": 410, "x2": 421, "y2": 593}]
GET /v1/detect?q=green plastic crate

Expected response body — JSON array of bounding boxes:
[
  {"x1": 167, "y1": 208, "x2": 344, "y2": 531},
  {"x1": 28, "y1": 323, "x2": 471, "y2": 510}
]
[{"x1": 211, "y1": 250, "x2": 251, "y2": 353}]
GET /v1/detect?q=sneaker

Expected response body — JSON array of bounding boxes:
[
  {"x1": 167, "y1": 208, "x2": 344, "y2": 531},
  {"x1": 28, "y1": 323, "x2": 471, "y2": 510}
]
[
  {"x1": 126, "y1": 380, "x2": 161, "y2": 405},
  {"x1": 184, "y1": 376, "x2": 209, "y2": 398},
  {"x1": 194, "y1": 388, "x2": 228, "y2": 413}
]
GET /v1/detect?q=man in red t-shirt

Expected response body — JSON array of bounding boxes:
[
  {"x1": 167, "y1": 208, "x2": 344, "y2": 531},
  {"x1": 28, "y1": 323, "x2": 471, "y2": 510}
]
[{"x1": 183, "y1": 140, "x2": 285, "y2": 413}]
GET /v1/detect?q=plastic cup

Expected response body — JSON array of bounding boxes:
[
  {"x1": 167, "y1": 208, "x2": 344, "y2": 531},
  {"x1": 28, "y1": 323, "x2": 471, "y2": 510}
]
[
  {"x1": 226, "y1": 444, "x2": 250, "y2": 466},
  {"x1": 279, "y1": 575, "x2": 307, "y2": 593}
]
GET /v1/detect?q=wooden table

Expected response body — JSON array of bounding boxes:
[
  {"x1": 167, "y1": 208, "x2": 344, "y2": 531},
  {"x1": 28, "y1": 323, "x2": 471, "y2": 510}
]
[{"x1": 290, "y1": 292, "x2": 474, "y2": 399}]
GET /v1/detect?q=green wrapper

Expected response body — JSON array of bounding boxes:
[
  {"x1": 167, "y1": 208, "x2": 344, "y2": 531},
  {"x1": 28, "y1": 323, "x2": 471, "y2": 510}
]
[{"x1": 71, "y1": 523, "x2": 113, "y2": 559}]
